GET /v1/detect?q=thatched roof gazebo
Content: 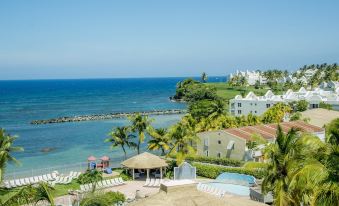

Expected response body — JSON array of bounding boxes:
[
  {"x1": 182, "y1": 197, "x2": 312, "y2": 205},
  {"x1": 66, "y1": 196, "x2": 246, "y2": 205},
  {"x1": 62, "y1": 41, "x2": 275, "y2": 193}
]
[{"x1": 121, "y1": 152, "x2": 168, "y2": 179}]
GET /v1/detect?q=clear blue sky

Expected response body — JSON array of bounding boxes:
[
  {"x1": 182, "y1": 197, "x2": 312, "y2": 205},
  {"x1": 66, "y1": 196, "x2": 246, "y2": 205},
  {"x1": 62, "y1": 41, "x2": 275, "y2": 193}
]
[{"x1": 0, "y1": 0, "x2": 338, "y2": 80}]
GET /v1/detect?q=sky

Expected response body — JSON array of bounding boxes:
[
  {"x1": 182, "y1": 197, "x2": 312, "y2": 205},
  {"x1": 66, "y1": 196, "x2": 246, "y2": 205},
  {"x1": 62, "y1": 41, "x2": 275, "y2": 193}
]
[{"x1": 0, "y1": 0, "x2": 339, "y2": 80}]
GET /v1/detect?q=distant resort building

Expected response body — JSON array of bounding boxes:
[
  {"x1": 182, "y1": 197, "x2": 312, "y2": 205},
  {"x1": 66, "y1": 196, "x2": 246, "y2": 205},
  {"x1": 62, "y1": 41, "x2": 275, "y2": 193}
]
[
  {"x1": 196, "y1": 121, "x2": 324, "y2": 161},
  {"x1": 229, "y1": 70, "x2": 267, "y2": 85},
  {"x1": 276, "y1": 75, "x2": 297, "y2": 84},
  {"x1": 229, "y1": 87, "x2": 339, "y2": 116}
]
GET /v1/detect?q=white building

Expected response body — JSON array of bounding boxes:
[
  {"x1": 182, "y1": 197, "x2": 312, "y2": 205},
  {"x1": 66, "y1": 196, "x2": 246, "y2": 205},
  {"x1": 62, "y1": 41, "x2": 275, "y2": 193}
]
[
  {"x1": 276, "y1": 75, "x2": 297, "y2": 84},
  {"x1": 229, "y1": 70, "x2": 267, "y2": 85},
  {"x1": 229, "y1": 87, "x2": 339, "y2": 116},
  {"x1": 320, "y1": 81, "x2": 339, "y2": 90}
]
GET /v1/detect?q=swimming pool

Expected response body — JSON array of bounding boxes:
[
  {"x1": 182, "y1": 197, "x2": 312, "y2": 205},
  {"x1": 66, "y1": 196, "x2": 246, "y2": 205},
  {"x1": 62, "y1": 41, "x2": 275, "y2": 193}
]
[
  {"x1": 204, "y1": 182, "x2": 250, "y2": 196},
  {"x1": 216, "y1": 172, "x2": 256, "y2": 186}
]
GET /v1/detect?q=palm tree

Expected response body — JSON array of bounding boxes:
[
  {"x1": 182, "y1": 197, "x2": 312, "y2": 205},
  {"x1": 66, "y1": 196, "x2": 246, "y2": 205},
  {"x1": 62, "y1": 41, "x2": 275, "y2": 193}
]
[
  {"x1": 105, "y1": 126, "x2": 136, "y2": 160},
  {"x1": 201, "y1": 72, "x2": 208, "y2": 83},
  {"x1": 129, "y1": 113, "x2": 153, "y2": 154},
  {"x1": 33, "y1": 182, "x2": 55, "y2": 205},
  {"x1": 147, "y1": 128, "x2": 170, "y2": 156},
  {"x1": 0, "y1": 128, "x2": 23, "y2": 183},
  {"x1": 1, "y1": 182, "x2": 55, "y2": 206},
  {"x1": 167, "y1": 120, "x2": 198, "y2": 165},
  {"x1": 262, "y1": 125, "x2": 301, "y2": 206}
]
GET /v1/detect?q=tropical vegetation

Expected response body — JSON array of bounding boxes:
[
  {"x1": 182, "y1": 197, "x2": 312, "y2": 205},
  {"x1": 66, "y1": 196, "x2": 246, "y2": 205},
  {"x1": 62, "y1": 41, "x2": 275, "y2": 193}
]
[
  {"x1": 105, "y1": 126, "x2": 136, "y2": 159},
  {"x1": 80, "y1": 191, "x2": 125, "y2": 206}
]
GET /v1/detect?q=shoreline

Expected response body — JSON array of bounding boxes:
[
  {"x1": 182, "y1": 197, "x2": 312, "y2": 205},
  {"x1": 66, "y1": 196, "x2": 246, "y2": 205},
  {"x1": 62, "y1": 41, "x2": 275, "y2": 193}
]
[{"x1": 31, "y1": 109, "x2": 186, "y2": 124}]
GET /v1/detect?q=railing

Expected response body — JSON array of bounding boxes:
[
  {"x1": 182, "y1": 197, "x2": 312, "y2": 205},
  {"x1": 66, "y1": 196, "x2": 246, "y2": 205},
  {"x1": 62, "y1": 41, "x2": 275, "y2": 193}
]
[{"x1": 4, "y1": 160, "x2": 121, "y2": 180}]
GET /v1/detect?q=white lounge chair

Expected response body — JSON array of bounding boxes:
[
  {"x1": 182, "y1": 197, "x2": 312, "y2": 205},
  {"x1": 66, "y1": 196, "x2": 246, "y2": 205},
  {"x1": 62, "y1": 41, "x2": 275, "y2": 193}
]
[
  {"x1": 144, "y1": 178, "x2": 150, "y2": 186},
  {"x1": 148, "y1": 178, "x2": 155, "y2": 187},
  {"x1": 97, "y1": 181, "x2": 104, "y2": 189},
  {"x1": 118, "y1": 177, "x2": 124, "y2": 184},
  {"x1": 113, "y1": 178, "x2": 120, "y2": 185},
  {"x1": 47, "y1": 174, "x2": 53, "y2": 180},
  {"x1": 15, "y1": 179, "x2": 22, "y2": 187},
  {"x1": 24, "y1": 178, "x2": 30, "y2": 185},
  {"x1": 42, "y1": 175, "x2": 49, "y2": 181},
  {"x1": 108, "y1": 179, "x2": 117, "y2": 186},
  {"x1": 20, "y1": 178, "x2": 26, "y2": 186},
  {"x1": 153, "y1": 178, "x2": 160, "y2": 187},
  {"x1": 9, "y1": 180, "x2": 16, "y2": 188},
  {"x1": 38, "y1": 176, "x2": 43, "y2": 182},
  {"x1": 3, "y1": 181, "x2": 11, "y2": 189},
  {"x1": 51, "y1": 172, "x2": 58, "y2": 179}
]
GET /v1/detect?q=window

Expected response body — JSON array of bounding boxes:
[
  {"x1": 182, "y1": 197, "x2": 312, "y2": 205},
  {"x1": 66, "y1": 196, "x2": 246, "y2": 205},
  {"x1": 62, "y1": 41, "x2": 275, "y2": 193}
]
[
  {"x1": 237, "y1": 110, "x2": 242, "y2": 114},
  {"x1": 255, "y1": 111, "x2": 257, "y2": 114},
  {"x1": 255, "y1": 103, "x2": 257, "y2": 106},
  {"x1": 217, "y1": 152, "x2": 221, "y2": 158},
  {"x1": 238, "y1": 103, "x2": 242, "y2": 107},
  {"x1": 205, "y1": 150, "x2": 209, "y2": 157},
  {"x1": 266, "y1": 104, "x2": 270, "y2": 108},
  {"x1": 218, "y1": 140, "x2": 221, "y2": 144},
  {"x1": 204, "y1": 139, "x2": 209, "y2": 146},
  {"x1": 311, "y1": 104, "x2": 319, "y2": 108}
]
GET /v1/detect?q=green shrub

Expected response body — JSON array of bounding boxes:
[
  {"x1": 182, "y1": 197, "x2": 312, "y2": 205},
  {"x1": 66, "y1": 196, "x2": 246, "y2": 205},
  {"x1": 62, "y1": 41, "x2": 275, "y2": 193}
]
[
  {"x1": 80, "y1": 191, "x2": 125, "y2": 206},
  {"x1": 243, "y1": 162, "x2": 267, "y2": 170},
  {"x1": 193, "y1": 162, "x2": 266, "y2": 179},
  {"x1": 77, "y1": 170, "x2": 103, "y2": 184},
  {"x1": 185, "y1": 155, "x2": 243, "y2": 167},
  {"x1": 119, "y1": 169, "x2": 133, "y2": 181}
]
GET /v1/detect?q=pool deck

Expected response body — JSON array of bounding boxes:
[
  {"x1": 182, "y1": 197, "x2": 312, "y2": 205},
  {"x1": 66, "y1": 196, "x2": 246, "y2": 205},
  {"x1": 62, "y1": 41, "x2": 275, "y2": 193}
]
[{"x1": 54, "y1": 178, "x2": 266, "y2": 206}]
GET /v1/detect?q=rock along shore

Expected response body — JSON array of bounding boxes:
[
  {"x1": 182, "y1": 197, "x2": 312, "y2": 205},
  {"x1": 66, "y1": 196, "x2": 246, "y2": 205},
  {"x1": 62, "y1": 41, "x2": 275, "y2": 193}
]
[{"x1": 31, "y1": 109, "x2": 187, "y2": 125}]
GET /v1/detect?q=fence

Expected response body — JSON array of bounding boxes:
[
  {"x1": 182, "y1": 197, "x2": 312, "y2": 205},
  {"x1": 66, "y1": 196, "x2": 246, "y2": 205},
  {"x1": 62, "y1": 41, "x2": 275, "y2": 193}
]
[{"x1": 4, "y1": 160, "x2": 121, "y2": 180}]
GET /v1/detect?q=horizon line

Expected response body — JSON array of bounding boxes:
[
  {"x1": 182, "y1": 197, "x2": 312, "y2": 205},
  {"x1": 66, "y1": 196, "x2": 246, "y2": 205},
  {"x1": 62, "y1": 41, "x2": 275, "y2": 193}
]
[{"x1": 0, "y1": 75, "x2": 228, "y2": 81}]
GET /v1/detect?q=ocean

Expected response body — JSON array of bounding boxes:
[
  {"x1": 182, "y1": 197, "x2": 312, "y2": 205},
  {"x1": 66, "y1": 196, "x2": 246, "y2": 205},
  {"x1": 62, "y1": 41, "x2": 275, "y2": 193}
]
[{"x1": 0, "y1": 77, "x2": 226, "y2": 177}]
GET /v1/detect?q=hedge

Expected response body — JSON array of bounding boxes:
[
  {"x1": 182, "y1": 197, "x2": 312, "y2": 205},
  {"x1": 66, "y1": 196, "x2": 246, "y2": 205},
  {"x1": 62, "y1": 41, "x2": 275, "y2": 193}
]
[
  {"x1": 80, "y1": 191, "x2": 125, "y2": 206},
  {"x1": 193, "y1": 162, "x2": 266, "y2": 179},
  {"x1": 185, "y1": 155, "x2": 243, "y2": 167}
]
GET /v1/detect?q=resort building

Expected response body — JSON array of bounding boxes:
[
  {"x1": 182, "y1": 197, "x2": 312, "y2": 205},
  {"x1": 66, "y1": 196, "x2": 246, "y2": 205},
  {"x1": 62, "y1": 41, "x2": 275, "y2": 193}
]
[
  {"x1": 229, "y1": 87, "x2": 339, "y2": 116},
  {"x1": 196, "y1": 121, "x2": 325, "y2": 161},
  {"x1": 319, "y1": 81, "x2": 339, "y2": 90},
  {"x1": 229, "y1": 70, "x2": 267, "y2": 85},
  {"x1": 276, "y1": 75, "x2": 297, "y2": 84}
]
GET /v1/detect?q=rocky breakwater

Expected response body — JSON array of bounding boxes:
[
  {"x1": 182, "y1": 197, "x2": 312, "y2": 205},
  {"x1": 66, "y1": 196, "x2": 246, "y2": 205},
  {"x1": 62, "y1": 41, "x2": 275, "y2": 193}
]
[{"x1": 31, "y1": 109, "x2": 186, "y2": 125}]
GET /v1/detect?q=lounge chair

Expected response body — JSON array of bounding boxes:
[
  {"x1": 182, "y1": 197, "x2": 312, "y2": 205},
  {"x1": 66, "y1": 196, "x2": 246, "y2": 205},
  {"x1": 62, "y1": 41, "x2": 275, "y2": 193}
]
[
  {"x1": 9, "y1": 180, "x2": 15, "y2": 188},
  {"x1": 97, "y1": 181, "x2": 104, "y2": 189},
  {"x1": 15, "y1": 179, "x2": 22, "y2": 187},
  {"x1": 112, "y1": 178, "x2": 119, "y2": 185},
  {"x1": 19, "y1": 178, "x2": 26, "y2": 186},
  {"x1": 74, "y1": 172, "x2": 81, "y2": 178},
  {"x1": 144, "y1": 178, "x2": 150, "y2": 186},
  {"x1": 61, "y1": 176, "x2": 71, "y2": 184},
  {"x1": 148, "y1": 178, "x2": 155, "y2": 187},
  {"x1": 3, "y1": 181, "x2": 11, "y2": 189},
  {"x1": 42, "y1": 175, "x2": 49, "y2": 181},
  {"x1": 38, "y1": 176, "x2": 43, "y2": 182},
  {"x1": 51, "y1": 172, "x2": 58, "y2": 179},
  {"x1": 24, "y1": 178, "x2": 30, "y2": 185},
  {"x1": 47, "y1": 174, "x2": 53, "y2": 180},
  {"x1": 153, "y1": 178, "x2": 160, "y2": 187},
  {"x1": 118, "y1": 177, "x2": 124, "y2": 184}
]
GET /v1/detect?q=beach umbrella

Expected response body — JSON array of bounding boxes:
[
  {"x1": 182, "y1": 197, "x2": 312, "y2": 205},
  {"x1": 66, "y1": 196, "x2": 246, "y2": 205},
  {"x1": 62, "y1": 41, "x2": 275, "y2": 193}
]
[
  {"x1": 87, "y1": 155, "x2": 96, "y2": 161},
  {"x1": 100, "y1": 156, "x2": 110, "y2": 161}
]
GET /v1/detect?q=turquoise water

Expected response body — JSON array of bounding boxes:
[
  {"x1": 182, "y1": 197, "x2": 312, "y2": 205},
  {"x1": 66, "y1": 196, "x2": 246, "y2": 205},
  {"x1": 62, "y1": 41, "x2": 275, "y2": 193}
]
[
  {"x1": 205, "y1": 182, "x2": 250, "y2": 196},
  {"x1": 0, "y1": 77, "x2": 226, "y2": 174},
  {"x1": 216, "y1": 172, "x2": 256, "y2": 186}
]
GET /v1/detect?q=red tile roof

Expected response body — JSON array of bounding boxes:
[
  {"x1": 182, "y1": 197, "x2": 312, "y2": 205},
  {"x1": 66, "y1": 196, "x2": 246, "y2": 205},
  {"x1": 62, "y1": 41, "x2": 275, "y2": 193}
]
[{"x1": 224, "y1": 121, "x2": 323, "y2": 141}]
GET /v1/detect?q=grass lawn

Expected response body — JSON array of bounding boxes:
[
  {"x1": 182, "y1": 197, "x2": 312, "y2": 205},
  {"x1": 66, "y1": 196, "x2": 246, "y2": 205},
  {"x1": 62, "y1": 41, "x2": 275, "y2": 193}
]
[{"x1": 206, "y1": 83, "x2": 270, "y2": 100}]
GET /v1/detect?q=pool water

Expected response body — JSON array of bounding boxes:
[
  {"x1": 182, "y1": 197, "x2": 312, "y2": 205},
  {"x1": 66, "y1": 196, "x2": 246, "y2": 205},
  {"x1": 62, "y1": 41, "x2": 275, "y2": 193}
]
[
  {"x1": 216, "y1": 172, "x2": 256, "y2": 186},
  {"x1": 205, "y1": 182, "x2": 250, "y2": 196}
]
